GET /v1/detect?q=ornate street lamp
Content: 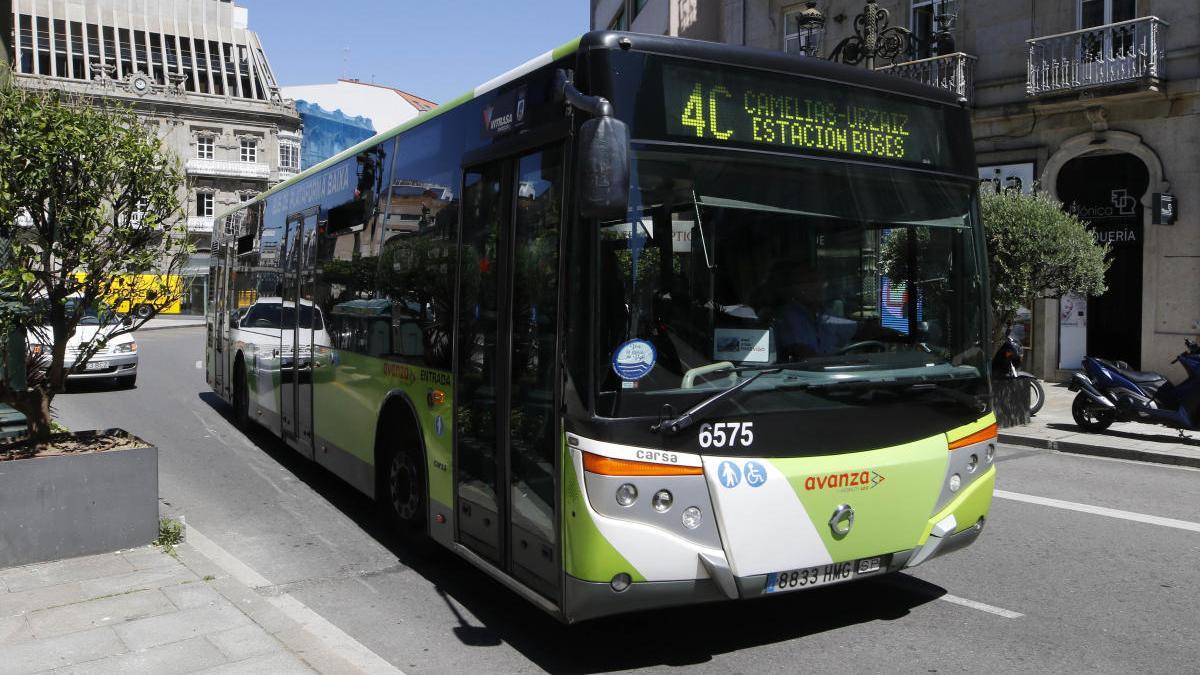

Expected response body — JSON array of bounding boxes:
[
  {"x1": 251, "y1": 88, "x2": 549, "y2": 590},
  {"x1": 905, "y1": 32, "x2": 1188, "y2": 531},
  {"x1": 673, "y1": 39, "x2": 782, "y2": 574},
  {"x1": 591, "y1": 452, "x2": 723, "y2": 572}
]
[
  {"x1": 828, "y1": 0, "x2": 912, "y2": 69},
  {"x1": 795, "y1": 2, "x2": 825, "y2": 58},
  {"x1": 931, "y1": 0, "x2": 960, "y2": 55}
]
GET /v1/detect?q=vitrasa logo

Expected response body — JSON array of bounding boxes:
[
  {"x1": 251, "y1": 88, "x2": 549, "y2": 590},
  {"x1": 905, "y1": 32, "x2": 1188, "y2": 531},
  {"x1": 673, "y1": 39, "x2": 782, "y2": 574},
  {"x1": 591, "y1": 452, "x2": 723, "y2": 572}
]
[
  {"x1": 483, "y1": 105, "x2": 513, "y2": 132},
  {"x1": 804, "y1": 470, "x2": 886, "y2": 492}
]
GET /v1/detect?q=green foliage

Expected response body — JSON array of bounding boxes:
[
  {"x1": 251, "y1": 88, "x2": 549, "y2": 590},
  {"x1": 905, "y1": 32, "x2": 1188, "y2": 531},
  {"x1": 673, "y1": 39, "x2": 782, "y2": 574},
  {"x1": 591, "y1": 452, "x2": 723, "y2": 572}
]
[
  {"x1": 154, "y1": 517, "x2": 185, "y2": 555},
  {"x1": 0, "y1": 84, "x2": 190, "y2": 443},
  {"x1": 981, "y1": 189, "x2": 1109, "y2": 345}
]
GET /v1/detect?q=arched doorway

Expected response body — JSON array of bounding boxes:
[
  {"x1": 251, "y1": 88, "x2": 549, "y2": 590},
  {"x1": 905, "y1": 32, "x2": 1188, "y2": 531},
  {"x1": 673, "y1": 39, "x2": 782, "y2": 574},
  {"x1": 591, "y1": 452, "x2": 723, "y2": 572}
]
[{"x1": 1056, "y1": 152, "x2": 1148, "y2": 368}]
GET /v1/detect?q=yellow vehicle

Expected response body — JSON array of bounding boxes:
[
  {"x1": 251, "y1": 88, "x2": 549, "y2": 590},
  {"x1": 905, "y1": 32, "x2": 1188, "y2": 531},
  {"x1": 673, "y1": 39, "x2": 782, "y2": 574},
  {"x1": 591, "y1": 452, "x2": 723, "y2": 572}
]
[{"x1": 75, "y1": 274, "x2": 183, "y2": 318}]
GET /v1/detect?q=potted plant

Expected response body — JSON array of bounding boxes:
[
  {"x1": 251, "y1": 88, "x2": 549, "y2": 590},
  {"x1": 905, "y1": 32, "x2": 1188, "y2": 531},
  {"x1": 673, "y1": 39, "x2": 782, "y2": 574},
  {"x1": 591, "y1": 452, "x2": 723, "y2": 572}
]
[{"x1": 0, "y1": 83, "x2": 189, "y2": 566}]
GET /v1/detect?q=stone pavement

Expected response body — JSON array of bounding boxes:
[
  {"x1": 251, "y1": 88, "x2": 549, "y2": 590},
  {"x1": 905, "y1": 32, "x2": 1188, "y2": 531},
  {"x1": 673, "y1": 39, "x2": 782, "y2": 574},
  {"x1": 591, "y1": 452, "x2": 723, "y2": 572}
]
[
  {"x1": 0, "y1": 539, "x2": 399, "y2": 675},
  {"x1": 999, "y1": 381, "x2": 1200, "y2": 469}
]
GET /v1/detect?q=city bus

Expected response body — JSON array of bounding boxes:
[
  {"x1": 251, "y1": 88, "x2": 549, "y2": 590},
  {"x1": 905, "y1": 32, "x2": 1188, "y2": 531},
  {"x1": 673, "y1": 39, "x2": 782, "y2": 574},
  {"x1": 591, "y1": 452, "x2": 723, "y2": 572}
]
[{"x1": 206, "y1": 31, "x2": 995, "y2": 622}]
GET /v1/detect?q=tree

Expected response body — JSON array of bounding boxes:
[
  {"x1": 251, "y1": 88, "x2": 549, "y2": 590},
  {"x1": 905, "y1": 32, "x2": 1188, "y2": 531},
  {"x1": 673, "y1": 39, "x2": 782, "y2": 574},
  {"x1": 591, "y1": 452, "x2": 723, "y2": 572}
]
[
  {"x1": 0, "y1": 85, "x2": 189, "y2": 446},
  {"x1": 982, "y1": 188, "x2": 1109, "y2": 348}
]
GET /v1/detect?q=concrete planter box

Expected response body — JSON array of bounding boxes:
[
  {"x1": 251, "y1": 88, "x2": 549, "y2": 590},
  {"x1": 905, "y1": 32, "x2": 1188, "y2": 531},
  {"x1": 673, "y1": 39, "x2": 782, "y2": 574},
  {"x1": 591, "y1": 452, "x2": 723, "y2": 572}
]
[{"x1": 0, "y1": 432, "x2": 158, "y2": 567}]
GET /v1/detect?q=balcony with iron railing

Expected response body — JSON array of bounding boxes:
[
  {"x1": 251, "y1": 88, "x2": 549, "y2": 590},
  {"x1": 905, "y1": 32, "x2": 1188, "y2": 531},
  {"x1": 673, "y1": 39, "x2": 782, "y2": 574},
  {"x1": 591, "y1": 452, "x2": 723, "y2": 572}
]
[
  {"x1": 186, "y1": 217, "x2": 215, "y2": 233},
  {"x1": 1027, "y1": 17, "x2": 1168, "y2": 97},
  {"x1": 877, "y1": 52, "x2": 977, "y2": 105},
  {"x1": 185, "y1": 158, "x2": 272, "y2": 180}
]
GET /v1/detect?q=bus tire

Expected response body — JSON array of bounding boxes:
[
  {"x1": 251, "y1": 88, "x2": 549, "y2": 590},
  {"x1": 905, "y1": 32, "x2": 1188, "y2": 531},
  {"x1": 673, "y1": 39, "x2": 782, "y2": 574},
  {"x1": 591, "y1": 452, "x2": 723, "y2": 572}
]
[
  {"x1": 377, "y1": 406, "x2": 428, "y2": 542},
  {"x1": 233, "y1": 357, "x2": 250, "y2": 426}
]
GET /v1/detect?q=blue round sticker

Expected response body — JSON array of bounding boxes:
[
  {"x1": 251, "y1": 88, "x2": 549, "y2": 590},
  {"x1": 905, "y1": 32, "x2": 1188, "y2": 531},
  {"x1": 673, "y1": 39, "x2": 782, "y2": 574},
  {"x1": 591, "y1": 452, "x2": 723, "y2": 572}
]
[
  {"x1": 717, "y1": 461, "x2": 742, "y2": 489},
  {"x1": 743, "y1": 461, "x2": 767, "y2": 488},
  {"x1": 612, "y1": 339, "x2": 657, "y2": 381}
]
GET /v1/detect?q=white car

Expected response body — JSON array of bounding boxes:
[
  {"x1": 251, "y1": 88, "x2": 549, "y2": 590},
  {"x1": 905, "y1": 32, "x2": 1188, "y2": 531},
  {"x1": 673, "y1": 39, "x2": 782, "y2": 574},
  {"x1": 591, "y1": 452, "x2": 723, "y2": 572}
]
[{"x1": 29, "y1": 303, "x2": 138, "y2": 388}]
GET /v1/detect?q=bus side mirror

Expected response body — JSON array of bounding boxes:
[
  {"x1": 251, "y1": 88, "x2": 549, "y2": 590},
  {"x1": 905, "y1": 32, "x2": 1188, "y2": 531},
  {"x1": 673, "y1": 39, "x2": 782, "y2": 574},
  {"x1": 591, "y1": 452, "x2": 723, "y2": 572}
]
[{"x1": 578, "y1": 116, "x2": 630, "y2": 221}]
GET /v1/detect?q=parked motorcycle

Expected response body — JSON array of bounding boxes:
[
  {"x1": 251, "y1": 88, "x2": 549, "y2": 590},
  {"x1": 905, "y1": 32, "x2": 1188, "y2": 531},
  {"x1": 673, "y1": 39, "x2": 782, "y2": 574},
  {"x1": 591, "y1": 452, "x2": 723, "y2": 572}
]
[
  {"x1": 1068, "y1": 338, "x2": 1200, "y2": 433},
  {"x1": 992, "y1": 332, "x2": 1044, "y2": 416}
]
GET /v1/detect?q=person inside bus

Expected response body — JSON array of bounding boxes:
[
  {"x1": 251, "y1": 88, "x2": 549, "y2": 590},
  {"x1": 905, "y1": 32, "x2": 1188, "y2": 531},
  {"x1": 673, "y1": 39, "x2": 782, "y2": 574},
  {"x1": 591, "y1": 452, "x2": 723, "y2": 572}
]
[{"x1": 762, "y1": 263, "x2": 855, "y2": 359}]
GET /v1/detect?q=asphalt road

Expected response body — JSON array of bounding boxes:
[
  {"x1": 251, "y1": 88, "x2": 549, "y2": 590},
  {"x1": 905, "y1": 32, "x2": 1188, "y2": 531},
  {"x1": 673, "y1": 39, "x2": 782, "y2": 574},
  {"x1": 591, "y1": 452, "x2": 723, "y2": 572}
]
[{"x1": 53, "y1": 327, "x2": 1200, "y2": 674}]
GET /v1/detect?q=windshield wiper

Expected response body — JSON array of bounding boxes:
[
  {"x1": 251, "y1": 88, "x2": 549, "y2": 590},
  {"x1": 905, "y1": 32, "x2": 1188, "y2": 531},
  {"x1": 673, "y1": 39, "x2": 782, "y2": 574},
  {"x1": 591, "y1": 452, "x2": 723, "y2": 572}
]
[{"x1": 651, "y1": 367, "x2": 781, "y2": 435}]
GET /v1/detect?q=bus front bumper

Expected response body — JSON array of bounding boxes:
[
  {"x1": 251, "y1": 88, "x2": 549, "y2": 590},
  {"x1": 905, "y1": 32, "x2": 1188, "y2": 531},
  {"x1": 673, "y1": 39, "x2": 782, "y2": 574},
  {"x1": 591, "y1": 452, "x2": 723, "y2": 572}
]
[{"x1": 563, "y1": 466, "x2": 993, "y2": 623}]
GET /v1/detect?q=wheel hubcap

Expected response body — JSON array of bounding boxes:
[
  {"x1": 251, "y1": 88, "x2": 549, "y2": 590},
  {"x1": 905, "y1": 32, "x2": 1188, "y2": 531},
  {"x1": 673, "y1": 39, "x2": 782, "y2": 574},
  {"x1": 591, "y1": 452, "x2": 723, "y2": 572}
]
[{"x1": 389, "y1": 452, "x2": 419, "y2": 521}]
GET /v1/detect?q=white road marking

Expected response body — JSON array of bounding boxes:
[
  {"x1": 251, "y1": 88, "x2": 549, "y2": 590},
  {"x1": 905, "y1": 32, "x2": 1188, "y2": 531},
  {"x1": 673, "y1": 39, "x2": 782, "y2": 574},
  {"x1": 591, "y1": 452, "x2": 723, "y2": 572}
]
[
  {"x1": 187, "y1": 526, "x2": 404, "y2": 675},
  {"x1": 938, "y1": 593, "x2": 1024, "y2": 619},
  {"x1": 995, "y1": 490, "x2": 1200, "y2": 534}
]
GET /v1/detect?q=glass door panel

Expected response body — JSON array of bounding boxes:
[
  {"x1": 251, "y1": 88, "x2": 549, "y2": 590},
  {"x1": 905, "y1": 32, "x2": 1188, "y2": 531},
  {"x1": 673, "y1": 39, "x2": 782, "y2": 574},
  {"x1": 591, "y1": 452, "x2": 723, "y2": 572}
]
[
  {"x1": 508, "y1": 148, "x2": 563, "y2": 599},
  {"x1": 455, "y1": 163, "x2": 507, "y2": 565}
]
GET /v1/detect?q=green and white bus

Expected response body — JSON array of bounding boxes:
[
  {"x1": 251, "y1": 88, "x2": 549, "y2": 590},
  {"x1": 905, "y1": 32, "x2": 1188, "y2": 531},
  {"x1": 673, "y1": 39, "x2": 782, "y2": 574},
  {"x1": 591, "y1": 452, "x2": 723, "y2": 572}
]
[{"x1": 206, "y1": 31, "x2": 996, "y2": 622}]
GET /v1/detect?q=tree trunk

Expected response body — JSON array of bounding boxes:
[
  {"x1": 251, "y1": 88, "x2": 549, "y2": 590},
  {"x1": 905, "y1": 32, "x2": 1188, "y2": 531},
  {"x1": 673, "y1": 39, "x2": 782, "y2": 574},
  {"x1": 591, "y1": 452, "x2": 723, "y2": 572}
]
[{"x1": 7, "y1": 388, "x2": 52, "y2": 448}]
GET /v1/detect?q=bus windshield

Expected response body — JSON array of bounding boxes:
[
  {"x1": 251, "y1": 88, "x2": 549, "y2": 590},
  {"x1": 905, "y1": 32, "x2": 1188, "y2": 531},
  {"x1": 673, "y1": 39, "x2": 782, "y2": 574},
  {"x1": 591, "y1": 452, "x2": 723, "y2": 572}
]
[{"x1": 595, "y1": 147, "x2": 987, "y2": 418}]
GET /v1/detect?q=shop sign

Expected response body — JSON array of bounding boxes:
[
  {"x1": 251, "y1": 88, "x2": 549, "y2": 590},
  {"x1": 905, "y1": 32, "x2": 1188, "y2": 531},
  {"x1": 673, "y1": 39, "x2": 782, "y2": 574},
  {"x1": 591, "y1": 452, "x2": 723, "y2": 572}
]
[{"x1": 978, "y1": 162, "x2": 1035, "y2": 195}]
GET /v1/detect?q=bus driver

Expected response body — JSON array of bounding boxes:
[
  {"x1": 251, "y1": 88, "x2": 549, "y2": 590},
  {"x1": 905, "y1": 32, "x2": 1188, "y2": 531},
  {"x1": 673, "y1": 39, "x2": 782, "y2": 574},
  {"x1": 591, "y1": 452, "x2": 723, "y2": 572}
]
[{"x1": 764, "y1": 264, "x2": 856, "y2": 359}]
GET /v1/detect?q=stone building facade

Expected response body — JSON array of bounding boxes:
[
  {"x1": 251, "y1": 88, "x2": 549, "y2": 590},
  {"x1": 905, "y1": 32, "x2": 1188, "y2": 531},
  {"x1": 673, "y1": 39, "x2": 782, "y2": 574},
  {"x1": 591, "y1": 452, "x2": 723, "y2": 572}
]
[
  {"x1": 592, "y1": 0, "x2": 1199, "y2": 380},
  {"x1": 8, "y1": 0, "x2": 300, "y2": 313}
]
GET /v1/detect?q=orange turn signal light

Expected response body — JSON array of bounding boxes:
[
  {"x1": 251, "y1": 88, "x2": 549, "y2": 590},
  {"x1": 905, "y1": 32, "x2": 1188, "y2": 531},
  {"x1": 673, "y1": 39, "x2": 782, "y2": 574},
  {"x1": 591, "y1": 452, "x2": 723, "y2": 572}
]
[
  {"x1": 949, "y1": 423, "x2": 997, "y2": 450},
  {"x1": 582, "y1": 451, "x2": 703, "y2": 476},
  {"x1": 427, "y1": 389, "x2": 446, "y2": 407}
]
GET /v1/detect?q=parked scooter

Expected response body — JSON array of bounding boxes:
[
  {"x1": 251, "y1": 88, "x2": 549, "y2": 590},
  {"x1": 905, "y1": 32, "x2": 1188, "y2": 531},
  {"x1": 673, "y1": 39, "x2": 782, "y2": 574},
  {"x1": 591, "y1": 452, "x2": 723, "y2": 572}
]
[
  {"x1": 992, "y1": 331, "x2": 1044, "y2": 416},
  {"x1": 1068, "y1": 338, "x2": 1200, "y2": 433}
]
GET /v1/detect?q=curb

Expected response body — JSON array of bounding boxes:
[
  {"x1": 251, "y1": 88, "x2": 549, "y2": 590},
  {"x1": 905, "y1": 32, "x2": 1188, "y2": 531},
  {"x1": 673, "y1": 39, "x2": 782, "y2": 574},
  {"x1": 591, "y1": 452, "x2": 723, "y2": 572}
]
[
  {"x1": 174, "y1": 524, "x2": 405, "y2": 675},
  {"x1": 999, "y1": 432, "x2": 1200, "y2": 470}
]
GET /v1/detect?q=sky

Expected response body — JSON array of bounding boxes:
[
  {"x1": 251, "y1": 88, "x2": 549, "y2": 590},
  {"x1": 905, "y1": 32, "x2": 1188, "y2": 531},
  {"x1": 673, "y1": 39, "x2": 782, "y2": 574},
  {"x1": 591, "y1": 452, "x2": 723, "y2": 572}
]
[{"x1": 239, "y1": 1, "x2": 591, "y2": 105}]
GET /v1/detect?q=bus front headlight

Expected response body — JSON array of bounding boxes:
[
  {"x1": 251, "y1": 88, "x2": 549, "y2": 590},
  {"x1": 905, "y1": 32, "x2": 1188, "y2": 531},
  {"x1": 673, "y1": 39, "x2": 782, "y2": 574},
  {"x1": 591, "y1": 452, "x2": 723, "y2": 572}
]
[{"x1": 615, "y1": 483, "x2": 637, "y2": 507}]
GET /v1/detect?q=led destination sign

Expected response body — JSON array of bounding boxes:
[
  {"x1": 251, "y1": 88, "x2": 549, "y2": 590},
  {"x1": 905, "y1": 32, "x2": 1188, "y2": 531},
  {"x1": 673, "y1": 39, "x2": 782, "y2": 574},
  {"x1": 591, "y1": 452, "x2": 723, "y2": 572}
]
[{"x1": 660, "y1": 62, "x2": 951, "y2": 167}]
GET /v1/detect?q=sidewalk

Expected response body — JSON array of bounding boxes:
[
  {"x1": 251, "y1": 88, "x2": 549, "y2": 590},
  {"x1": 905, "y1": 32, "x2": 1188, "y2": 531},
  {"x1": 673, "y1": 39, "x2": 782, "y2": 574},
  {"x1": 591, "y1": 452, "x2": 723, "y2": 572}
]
[
  {"x1": 137, "y1": 314, "x2": 206, "y2": 332},
  {"x1": 999, "y1": 382, "x2": 1200, "y2": 469},
  {"x1": 0, "y1": 536, "x2": 401, "y2": 674}
]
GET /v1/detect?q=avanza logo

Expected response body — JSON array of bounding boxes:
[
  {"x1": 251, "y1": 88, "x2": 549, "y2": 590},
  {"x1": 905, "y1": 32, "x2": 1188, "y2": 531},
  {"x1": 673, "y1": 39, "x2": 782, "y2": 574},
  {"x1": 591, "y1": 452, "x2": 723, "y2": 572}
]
[{"x1": 804, "y1": 470, "x2": 886, "y2": 491}]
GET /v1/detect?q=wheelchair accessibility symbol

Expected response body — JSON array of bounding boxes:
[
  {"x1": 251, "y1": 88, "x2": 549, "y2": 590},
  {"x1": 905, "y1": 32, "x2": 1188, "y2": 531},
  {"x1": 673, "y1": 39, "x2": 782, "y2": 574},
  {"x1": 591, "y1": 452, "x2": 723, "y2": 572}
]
[
  {"x1": 717, "y1": 461, "x2": 767, "y2": 488},
  {"x1": 743, "y1": 461, "x2": 767, "y2": 488}
]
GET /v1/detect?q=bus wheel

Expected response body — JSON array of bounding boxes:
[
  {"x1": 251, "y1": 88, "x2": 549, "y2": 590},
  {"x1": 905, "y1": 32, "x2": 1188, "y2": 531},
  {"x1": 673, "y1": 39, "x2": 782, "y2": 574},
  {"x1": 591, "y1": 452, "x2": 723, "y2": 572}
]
[
  {"x1": 380, "y1": 426, "x2": 427, "y2": 538},
  {"x1": 233, "y1": 360, "x2": 249, "y2": 425}
]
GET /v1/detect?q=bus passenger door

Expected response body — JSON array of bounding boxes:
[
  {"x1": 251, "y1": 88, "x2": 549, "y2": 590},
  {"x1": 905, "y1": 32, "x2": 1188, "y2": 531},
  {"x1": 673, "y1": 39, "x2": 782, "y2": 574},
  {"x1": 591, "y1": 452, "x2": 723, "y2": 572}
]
[
  {"x1": 456, "y1": 145, "x2": 563, "y2": 603},
  {"x1": 211, "y1": 244, "x2": 227, "y2": 394},
  {"x1": 281, "y1": 208, "x2": 318, "y2": 458}
]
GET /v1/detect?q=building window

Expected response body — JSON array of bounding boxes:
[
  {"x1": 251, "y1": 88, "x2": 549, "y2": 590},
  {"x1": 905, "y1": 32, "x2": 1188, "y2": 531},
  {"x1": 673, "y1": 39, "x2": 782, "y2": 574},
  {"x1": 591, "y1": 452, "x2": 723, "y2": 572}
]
[
  {"x1": 909, "y1": 0, "x2": 936, "y2": 59},
  {"x1": 196, "y1": 135, "x2": 214, "y2": 160},
  {"x1": 240, "y1": 138, "x2": 258, "y2": 163},
  {"x1": 279, "y1": 143, "x2": 300, "y2": 172},
  {"x1": 633, "y1": 0, "x2": 649, "y2": 20},
  {"x1": 784, "y1": 7, "x2": 825, "y2": 56},
  {"x1": 239, "y1": 191, "x2": 257, "y2": 203},
  {"x1": 1080, "y1": 0, "x2": 1136, "y2": 28},
  {"x1": 608, "y1": 7, "x2": 627, "y2": 30},
  {"x1": 131, "y1": 198, "x2": 149, "y2": 225},
  {"x1": 196, "y1": 192, "x2": 214, "y2": 218}
]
